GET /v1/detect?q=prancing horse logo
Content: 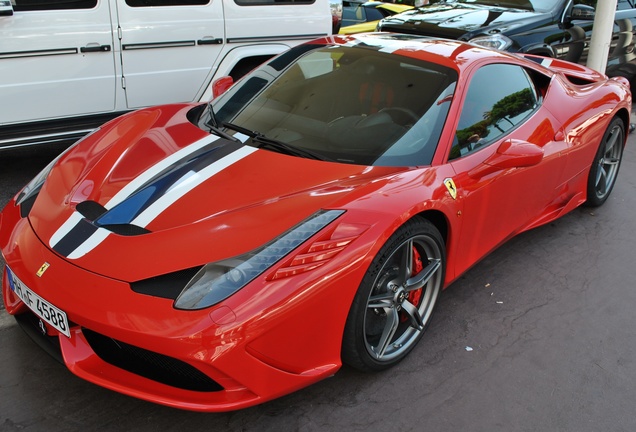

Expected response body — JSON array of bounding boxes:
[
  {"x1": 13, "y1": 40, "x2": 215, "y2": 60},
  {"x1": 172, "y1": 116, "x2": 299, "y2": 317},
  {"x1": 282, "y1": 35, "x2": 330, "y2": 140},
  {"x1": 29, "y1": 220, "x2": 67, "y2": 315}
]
[
  {"x1": 36, "y1": 262, "x2": 50, "y2": 277},
  {"x1": 443, "y1": 178, "x2": 457, "y2": 200}
]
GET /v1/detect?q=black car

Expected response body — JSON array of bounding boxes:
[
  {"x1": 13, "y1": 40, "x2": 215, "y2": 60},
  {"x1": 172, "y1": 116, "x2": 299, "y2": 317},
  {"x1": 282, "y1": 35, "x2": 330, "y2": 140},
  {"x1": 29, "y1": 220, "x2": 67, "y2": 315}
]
[{"x1": 377, "y1": 0, "x2": 636, "y2": 86}]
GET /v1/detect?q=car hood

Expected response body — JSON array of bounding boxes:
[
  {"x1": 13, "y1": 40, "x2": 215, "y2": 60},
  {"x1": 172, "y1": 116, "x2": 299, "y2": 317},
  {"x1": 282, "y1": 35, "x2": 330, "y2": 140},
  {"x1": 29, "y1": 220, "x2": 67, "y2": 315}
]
[
  {"x1": 28, "y1": 105, "x2": 406, "y2": 281},
  {"x1": 379, "y1": 2, "x2": 549, "y2": 40}
]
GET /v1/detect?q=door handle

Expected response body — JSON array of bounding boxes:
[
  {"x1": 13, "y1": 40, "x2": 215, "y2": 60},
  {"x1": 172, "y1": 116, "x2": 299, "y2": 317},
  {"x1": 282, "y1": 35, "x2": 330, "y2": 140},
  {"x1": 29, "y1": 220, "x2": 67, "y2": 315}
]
[
  {"x1": 80, "y1": 45, "x2": 111, "y2": 53},
  {"x1": 197, "y1": 38, "x2": 223, "y2": 45}
]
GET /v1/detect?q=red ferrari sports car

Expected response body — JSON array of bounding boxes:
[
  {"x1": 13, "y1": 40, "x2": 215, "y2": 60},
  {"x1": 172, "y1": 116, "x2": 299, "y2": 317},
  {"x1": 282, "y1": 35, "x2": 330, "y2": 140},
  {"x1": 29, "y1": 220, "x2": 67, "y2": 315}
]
[{"x1": 0, "y1": 33, "x2": 630, "y2": 411}]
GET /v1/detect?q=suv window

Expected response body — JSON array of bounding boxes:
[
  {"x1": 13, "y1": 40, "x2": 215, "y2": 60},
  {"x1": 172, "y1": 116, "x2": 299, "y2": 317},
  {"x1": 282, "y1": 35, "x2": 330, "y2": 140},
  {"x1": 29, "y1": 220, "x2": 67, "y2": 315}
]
[
  {"x1": 450, "y1": 64, "x2": 538, "y2": 160},
  {"x1": 12, "y1": 0, "x2": 97, "y2": 11}
]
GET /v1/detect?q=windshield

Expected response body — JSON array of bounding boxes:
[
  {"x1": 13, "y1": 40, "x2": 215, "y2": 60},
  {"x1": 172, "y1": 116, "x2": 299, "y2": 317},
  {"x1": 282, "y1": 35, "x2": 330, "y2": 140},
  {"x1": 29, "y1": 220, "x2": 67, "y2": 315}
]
[
  {"x1": 205, "y1": 44, "x2": 457, "y2": 166},
  {"x1": 450, "y1": 0, "x2": 557, "y2": 12}
]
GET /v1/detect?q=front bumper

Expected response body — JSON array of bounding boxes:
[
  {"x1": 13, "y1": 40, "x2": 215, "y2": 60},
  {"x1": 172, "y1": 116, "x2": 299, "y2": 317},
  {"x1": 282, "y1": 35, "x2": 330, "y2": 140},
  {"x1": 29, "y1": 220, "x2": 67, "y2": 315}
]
[{"x1": 1, "y1": 200, "x2": 345, "y2": 411}]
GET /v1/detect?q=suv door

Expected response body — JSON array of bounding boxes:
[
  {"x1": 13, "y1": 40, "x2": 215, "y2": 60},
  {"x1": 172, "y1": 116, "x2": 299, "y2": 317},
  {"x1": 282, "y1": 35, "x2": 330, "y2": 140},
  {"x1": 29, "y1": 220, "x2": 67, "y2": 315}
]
[
  {"x1": 115, "y1": 0, "x2": 224, "y2": 109},
  {"x1": 0, "y1": 0, "x2": 116, "y2": 125}
]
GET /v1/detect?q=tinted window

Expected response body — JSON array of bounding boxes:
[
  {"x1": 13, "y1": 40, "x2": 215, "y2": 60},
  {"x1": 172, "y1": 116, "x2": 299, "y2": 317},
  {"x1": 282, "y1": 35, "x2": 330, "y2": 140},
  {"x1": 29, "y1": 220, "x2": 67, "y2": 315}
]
[
  {"x1": 343, "y1": 6, "x2": 366, "y2": 26},
  {"x1": 365, "y1": 6, "x2": 384, "y2": 21},
  {"x1": 209, "y1": 45, "x2": 457, "y2": 166},
  {"x1": 450, "y1": 64, "x2": 538, "y2": 160},
  {"x1": 13, "y1": 0, "x2": 97, "y2": 11}
]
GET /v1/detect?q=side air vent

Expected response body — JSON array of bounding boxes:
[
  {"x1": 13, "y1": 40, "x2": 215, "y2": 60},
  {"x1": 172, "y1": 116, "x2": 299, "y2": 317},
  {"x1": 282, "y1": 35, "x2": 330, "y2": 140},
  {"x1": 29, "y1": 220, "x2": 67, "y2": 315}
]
[{"x1": 131, "y1": 266, "x2": 202, "y2": 300}]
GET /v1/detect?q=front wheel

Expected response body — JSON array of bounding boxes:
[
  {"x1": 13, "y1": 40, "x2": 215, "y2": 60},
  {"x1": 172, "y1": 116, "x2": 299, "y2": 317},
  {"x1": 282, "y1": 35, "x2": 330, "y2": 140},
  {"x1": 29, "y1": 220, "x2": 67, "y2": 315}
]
[
  {"x1": 586, "y1": 117, "x2": 625, "y2": 207},
  {"x1": 342, "y1": 218, "x2": 445, "y2": 371}
]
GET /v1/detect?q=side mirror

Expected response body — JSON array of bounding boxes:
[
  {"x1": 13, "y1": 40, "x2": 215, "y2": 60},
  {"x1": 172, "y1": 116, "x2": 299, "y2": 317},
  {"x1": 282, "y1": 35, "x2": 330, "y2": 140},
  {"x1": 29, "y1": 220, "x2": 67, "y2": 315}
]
[
  {"x1": 571, "y1": 4, "x2": 595, "y2": 20},
  {"x1": 0, "y1": 0, "x2": 14, "y2": 16},
  {"x1": 212, "y1": 76, "x2": 233, "y2": 99},
  {"x1": 469, "y1": 139, "x2": 544, "y2": 178}
]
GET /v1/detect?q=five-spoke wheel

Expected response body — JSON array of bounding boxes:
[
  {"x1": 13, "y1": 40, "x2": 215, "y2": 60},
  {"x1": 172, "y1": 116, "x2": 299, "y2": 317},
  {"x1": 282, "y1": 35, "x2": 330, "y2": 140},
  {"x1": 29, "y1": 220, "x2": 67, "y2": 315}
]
[
  {"x1": 342, "y1": 218, "x2": 445, "y2": 371},
  {"x1": 586, "y1": 117, "x2": 625, "y2": 207}
]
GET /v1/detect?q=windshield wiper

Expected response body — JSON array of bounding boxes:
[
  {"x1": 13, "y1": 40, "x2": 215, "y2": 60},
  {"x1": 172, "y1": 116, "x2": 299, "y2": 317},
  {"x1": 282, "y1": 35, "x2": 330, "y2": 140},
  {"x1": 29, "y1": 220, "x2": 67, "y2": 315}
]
[
  {"x1": 204, "y1": 106, "x2": 241, "y2": 143},
  {"x1": 222, "y1": 122, "x2": 330, "y2": 161}
]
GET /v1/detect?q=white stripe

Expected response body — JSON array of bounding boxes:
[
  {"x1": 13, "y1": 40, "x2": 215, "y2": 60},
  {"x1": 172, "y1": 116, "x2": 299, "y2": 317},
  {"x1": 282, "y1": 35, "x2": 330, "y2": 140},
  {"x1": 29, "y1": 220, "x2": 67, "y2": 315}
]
[
  {"x1": 132, "y1": 146, "x2": 257, "y2": 227},
  {"x1": 66, "y1": 229, "x2": 111, "y2": 259},
  {"x1": 105, "y1": 134, "x2": 220, "y2": 210},
  {"x1": 65, "y1": 145, "x2": 257, "y2": 258},
  {"x1": 48, "y1": 135, "x2": 219, "y2": 250},
  {"x1": 49, "y1": 211, "x2": 84, "y2": 248},
  {"x1": 541, "y1": 58, "x2": 553, "y2": 68}
]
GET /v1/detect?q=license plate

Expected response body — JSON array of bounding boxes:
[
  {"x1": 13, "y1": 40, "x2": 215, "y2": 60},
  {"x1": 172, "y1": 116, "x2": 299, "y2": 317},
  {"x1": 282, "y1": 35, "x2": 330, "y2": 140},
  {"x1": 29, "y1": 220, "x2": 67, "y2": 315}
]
[{"x1": 6, "y1": 266, "x2": 70, "y2": 337}]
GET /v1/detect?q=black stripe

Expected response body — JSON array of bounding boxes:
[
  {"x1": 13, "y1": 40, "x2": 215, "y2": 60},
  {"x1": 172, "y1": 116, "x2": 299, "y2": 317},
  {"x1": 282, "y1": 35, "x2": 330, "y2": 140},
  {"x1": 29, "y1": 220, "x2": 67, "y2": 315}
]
[
  {"x1": 227, "y1": 34, "x2": 327, "y2": 44},
  {"x1": 0, "y1": 47, "x2": 78, "y2": 59},
  {"x1": 0, "y1": 111, "x2": 127, "y2": 149},
  {"x1": 122, "y1": 41, "x2": 195, "y2": 50},
  {"x1": 125, "y1": 138, "x2": 245, "y2": 198},
  {"x1": 52, "y1": 219, "x2": 99, "y2": 257},
  {"x1": 94, "y1": 139, "x2": 245, "y2": 226}
]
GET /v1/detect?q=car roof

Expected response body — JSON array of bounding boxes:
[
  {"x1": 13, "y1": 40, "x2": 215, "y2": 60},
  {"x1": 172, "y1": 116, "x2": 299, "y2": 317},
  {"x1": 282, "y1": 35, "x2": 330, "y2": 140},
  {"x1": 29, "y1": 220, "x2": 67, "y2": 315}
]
[{"x1": 325, "y1": 33, "x2": 521, "y2": 73}]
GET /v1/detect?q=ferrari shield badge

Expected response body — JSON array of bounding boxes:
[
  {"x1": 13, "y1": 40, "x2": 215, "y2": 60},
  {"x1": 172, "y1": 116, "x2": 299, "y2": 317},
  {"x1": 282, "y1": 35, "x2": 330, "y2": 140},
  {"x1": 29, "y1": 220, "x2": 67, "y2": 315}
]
[
  {"x1": 36, "y1": 262, "x2": 50, "y2": 277},
  {"x1": 444, "y1": 178, "x2": 457, "y2": 200}
]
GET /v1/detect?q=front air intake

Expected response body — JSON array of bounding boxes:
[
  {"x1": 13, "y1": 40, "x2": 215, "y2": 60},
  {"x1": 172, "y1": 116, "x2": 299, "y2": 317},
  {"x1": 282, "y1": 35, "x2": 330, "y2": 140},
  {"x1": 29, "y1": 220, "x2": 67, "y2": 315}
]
[{"x1": 82, "y1": 328, "x2": 223, "y2": 392}]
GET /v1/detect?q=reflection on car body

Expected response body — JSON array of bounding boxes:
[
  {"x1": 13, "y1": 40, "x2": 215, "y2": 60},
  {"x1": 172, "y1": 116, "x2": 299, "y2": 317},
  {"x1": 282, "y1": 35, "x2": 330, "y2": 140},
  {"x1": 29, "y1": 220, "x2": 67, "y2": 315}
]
[
  {"x1": 378, "y1": 0, "x2": 636, "y2": 87},
  {"x1": 0, "y1": 33, "x2": 630, "y2": 412}
]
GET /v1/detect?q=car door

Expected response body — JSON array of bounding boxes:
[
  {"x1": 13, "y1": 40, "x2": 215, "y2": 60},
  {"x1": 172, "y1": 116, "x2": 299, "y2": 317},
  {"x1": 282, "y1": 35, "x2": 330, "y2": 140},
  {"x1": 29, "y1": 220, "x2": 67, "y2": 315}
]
[
  {"x1": 115, "y1": 0, "x2": 224, "y2": 109},
  {"x1": 0, "y1": 0, "x2": 116, "y2": 125},
  {"x1": 448, "y1": 63, "x2": 568, "y2": 276}
]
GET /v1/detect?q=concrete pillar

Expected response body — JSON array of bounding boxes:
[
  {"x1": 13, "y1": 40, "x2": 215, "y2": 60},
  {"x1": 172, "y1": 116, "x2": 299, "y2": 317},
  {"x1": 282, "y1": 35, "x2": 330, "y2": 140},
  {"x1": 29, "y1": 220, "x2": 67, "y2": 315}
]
[{"x1": 587, "y1": 0, "x2": 619, "y2": 73}]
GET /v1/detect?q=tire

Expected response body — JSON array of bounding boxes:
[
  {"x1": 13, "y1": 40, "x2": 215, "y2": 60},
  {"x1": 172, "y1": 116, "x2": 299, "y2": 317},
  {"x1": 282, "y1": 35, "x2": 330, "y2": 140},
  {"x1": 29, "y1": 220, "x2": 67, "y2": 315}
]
[
  {"x1": 342, "y1": 218, "x2": 445, "y2": 371},
  {"x1": 586, "y1": 117, "x2": 625, "y2": 207}
]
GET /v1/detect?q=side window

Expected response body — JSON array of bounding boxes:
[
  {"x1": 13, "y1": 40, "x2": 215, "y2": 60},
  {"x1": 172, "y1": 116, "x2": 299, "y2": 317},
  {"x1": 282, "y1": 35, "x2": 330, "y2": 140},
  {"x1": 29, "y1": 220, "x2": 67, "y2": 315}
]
[
  {"x1": 450, "y1": 64, "x2": 538, "y2": 160},
  {"x1": 365, "y1": 7, "x2": 384, "y2": 21},
  {"x1": 12, "y1": 0, "x2": 97, "y2": 11},
  {"x1": 343, "y1": 6, "x2": 364, "y2": 26}
]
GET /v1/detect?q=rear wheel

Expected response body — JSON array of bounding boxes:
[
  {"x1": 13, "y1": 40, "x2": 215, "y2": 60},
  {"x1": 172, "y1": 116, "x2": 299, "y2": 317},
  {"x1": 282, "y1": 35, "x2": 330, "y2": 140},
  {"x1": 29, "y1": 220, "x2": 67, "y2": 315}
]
[
  {"x1": 342, "y1": 218, "x2": 445, "y2": 371},
  {"x1": 586, "y1": 117, "x2": 625, "y2": 207}
]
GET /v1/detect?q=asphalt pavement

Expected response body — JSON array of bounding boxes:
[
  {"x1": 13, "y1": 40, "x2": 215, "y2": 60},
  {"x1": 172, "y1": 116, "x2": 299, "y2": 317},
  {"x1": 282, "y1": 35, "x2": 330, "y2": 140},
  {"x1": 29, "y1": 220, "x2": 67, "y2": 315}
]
[{"x1": 1, "y1": 127, "x2": 635, "y2": 431}]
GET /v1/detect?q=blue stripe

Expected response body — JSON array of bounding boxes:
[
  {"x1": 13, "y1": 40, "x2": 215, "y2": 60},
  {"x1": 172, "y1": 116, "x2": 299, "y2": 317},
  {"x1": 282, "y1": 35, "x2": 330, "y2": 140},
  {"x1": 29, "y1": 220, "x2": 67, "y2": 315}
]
[
  {"x1": 94, "y1": 141, "x2": 244, "y2": 227},
  {"x1": 49, "y1": 138, "x2": 247, "y2": 258}
]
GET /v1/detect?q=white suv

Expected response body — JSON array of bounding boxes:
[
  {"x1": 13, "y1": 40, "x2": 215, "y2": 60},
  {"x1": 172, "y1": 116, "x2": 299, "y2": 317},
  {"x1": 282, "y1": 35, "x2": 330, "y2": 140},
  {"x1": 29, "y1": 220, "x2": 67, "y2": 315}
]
[{"x1": 0, "y1": 0, "x2": 335, "y2": 149}]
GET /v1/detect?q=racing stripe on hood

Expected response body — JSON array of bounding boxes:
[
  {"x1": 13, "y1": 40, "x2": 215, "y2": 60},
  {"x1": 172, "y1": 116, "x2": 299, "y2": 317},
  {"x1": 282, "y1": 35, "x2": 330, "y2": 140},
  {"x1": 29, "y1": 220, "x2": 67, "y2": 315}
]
[{"x1": 50, "y1": 136, "x2": 257, "y2": 259}]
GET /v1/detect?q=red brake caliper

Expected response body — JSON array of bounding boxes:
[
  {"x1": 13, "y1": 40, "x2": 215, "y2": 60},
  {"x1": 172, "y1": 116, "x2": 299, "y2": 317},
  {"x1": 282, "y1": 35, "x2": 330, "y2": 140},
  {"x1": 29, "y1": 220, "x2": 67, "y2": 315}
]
[{"x1": 401, "y1": 246, "x2": 424, "y2": 322}]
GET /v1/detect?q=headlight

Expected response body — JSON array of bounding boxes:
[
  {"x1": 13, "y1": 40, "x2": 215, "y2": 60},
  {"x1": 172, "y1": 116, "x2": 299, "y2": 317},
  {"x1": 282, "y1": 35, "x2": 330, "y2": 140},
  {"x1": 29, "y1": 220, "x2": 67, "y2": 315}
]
[
  {"x1": 174, "y1": 209, "x2": 345, "y2": 310},
  {"x1": 469, "y1": 34, "x2": 513, "y2": 51}
]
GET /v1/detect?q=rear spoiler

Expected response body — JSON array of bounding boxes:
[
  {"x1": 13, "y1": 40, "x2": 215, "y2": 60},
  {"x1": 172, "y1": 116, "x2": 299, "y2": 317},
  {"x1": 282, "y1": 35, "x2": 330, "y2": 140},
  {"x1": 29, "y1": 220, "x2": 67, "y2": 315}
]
[{"x1": 519, "y1": 54, "x2": 608, "y2": 85}]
